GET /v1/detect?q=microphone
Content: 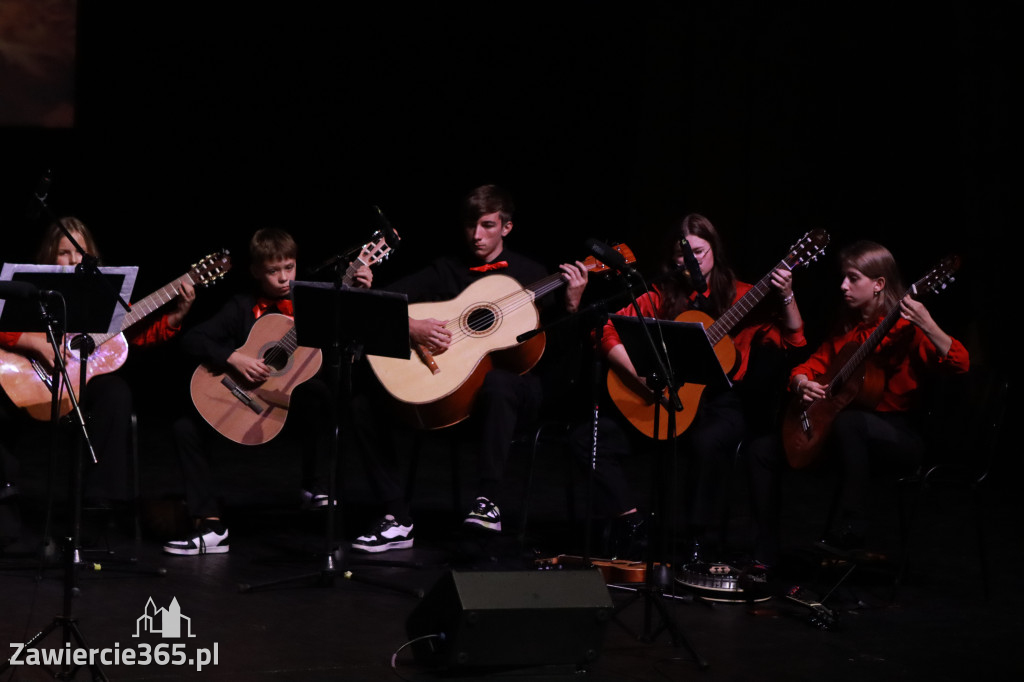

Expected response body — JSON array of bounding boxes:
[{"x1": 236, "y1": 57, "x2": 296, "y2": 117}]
[
  {"x1": 0, "y1": 281, "x2": 60, "y2": 301},
  {"x1": 585, "y1": 239, "x2": 640, "y2": 278},
  {"x1": 372, "y1": 205, "x2": 393, "y2": 233},
  {"x1": 26, "y1": 170, "x2": 52, "y2": 220},
  {"x1": 678, "y1": 238, "x2": 708, "y2": 294}
]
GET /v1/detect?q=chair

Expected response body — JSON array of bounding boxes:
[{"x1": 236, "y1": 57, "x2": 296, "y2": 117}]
[
  {"x1": 814, "y1": 366, "x2": 1008, "y2": 602},
  {"x1": 896, "y1": 366, "x2": 1009, "y2": 599}
]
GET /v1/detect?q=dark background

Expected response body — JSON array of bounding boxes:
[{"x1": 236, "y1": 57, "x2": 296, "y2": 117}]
[{"x1": 1, "y1": 2, "x2": 1012, "y2": 412}]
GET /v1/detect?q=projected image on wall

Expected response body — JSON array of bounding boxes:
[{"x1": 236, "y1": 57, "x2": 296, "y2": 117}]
[{"x1": 0, "y1": 0, "x2": 76, "y2": 127}]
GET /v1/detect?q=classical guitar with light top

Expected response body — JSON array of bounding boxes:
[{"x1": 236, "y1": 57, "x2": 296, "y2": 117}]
[
  {"x1": 189, "y1": 228, "x2": 399, "y2": 445},
  {"x1": 781, "y1": 253, "x2": 961, "y2": 469},
  {"x1": 366, "y1": 244, "x2": 636, "y2": 430},
  {"x1": 607, "y1": 230, "x2": 830, "y2": 440},
  {"x1": 0, "y1": 251, "x2": 232, "y2": 421}
]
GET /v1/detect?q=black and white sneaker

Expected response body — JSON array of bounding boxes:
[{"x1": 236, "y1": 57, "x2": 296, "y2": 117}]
[
  {"x1": 464, "y1": 497, "x2": 501, "y2": 532},
  {"x1": 300, "y1": 489, "x2": 336, "y2": 510},
  {"x1": 163, "y1": 526, "x2": 230, "y2": 555},
  {"x1": 352, "y1": 515, "x2": 414, "y2": 553}
]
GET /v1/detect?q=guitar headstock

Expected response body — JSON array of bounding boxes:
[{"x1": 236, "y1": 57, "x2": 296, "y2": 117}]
[
  {"x1": 783, "y1": 229, "x2": 830, "y2": 270},
  {"x1": 584, "y1": 242, "x2": 636, "y2": 275},
  {"x1": 911, "y1": 254, "x2": 961, "y2": 297},
  {"x1": 190, "y1": 251, "x2": 232, "y2": 287},
  {"x1": 358, "y1": 228, "x2": 400, "y2": 268}
]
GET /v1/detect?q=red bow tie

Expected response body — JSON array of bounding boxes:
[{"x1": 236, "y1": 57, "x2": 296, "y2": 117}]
[
  {"x1": 253, "y1": 298, "x2": 294, "y2": 319},
  {"x1": 469, "y1": 261, "x2": 508, "y2": 273}
]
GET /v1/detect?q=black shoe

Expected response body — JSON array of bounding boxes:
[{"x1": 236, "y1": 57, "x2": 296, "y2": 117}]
[
  {"x1": 464, "y1": 497, "x2": 501, "y2": 532},
  {"x1": 300, "y1": 489, "x2": 336, "y2": 510}
]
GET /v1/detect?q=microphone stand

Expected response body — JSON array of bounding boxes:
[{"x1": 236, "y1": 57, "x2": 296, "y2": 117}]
[{"x1": 592, "y1": 268, "x2": 708, "y2": 670}]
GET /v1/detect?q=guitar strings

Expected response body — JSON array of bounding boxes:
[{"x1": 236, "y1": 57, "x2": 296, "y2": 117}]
[{"x1": 439, "y1": 273, "x2": 567, "y2": 345}]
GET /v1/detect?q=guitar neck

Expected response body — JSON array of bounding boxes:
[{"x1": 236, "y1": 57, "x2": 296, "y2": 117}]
[
  {"x1": 526, "y1": 259, "x2": 612, "y2": 300},
  {"x1": 828, "y1": 298, "x2": 904, "y2": 393},
  {"x1": 340, "y1": 260, "x2": 360, "y2": 287},
  {"x1": 705, "y1": 260, "x2": 786, "y2": 345},
  {"x1": 91, "y1": 273, "x2": 192, "y2": 346}
]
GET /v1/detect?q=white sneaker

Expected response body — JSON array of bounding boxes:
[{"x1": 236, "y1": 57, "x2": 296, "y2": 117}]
[
  {"x1": 163, "y1": 526, "x2": 230, "y2": 555},
  {"x1": 352, "y1": 515, "x2": 413, "y2": 553}
]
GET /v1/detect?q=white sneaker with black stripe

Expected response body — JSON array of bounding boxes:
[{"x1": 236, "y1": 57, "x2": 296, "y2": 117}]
[
  {"x1": 352, "y1": 515, "x2": 414, "y2": 553},
  {"x1": 163, "y1": 526, "x2": 230, "y2": 555},
  {"x1": 463, "y1": 497, "x2": 501, "y2": 532}
]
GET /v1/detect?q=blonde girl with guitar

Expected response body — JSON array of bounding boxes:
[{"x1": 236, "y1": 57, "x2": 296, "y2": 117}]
[
  {"x1": 780, "y1": 241, "x2": 969, "y2": 554},
  {"x1": 1, "y1": 217, "x2": 196, "y2": 547}
]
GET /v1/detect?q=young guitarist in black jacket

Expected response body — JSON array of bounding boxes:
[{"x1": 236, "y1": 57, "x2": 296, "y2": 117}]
[{"x1": 164, "y1": 228, "x2": 372, "y2": 555}]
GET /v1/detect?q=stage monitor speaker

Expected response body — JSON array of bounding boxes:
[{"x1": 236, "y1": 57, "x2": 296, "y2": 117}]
[{"x1": 406, "y1": 568, "x2": 613, "y2": 671}]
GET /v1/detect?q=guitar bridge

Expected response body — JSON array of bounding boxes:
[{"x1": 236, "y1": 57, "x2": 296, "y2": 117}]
[
  {"x1": 799, "y1": 410, "x2": 812, "y2": 436},
  {"x1": 221, "y1": 377, "x2": 266, "y2": 415},
  {"x1": 30, "y1": 360, "x2": 54, "y2": 390}
]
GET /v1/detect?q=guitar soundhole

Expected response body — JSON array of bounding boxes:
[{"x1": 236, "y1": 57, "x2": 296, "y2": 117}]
[
  {"x1": 261, "y1": 345, "x2": 290, "y2": 372},
  {"x1": 466, "y1": 307, "x2": 497, "y2": 333}
]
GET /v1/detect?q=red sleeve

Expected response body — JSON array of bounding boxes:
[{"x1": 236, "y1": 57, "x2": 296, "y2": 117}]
[
  {"x1": 0, "y1": 332, "x2": 22, "y2": 349},
  {"x1": 919, "y1": 331, "x2": 970, "y2": 373},
  {"x1": 790, "y1": 334, "x2": 842, "y2": 386},
  {"x1": 126, "y1": 314, "x2": 180, "y2": 347},
  {"x1": 598, "y1": 289, "x2": 663, "y2": 357}
]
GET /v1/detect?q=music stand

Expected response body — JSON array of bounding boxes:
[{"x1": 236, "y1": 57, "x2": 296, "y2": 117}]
[
  {"x1": 605, "y1": 314, "x2": 729, "y2": 670},
  {"x1": 0, "y1": 263, "x2": 133, "y2": 333},
  {"x1": 0, "y1": 264, "x2": 136, "y2": 681},
  {"x1": 239, "y1": 281, "x2": 417, "y2": 594}
]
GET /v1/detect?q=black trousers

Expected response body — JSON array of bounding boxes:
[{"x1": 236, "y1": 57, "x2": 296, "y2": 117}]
[
  {"x1": 172, "y1": 376, "x2": 333, "y2": 519},
  {"x1": 747, "y1": 408, "x2": 924, "y2": 564},
  {"x1": 351, "y1": 367, "x2": 543, "y2": 517},
  {"x1": 570, "y1": 389, "x2": 746, "y2": 529}
]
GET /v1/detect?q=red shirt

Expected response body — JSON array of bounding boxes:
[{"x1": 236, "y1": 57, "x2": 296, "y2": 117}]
[
  {"x1": 790, "y1": 315, "x2": 970, "y2": 412},
  {"x1": 600, "y1": 282, "x2": 806, "y2": 382}
]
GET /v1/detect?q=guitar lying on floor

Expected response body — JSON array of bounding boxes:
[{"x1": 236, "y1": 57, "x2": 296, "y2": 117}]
[
  {"x1": 781, "y1": 254, "x2": 961, "y2": 469},
  {"x1": 190, "y1": 229, "x2": 399, "y2": 445},
  {"x1": 607, "y1": 230, "x2": 830, "y2": 440},
  {"x1": 0, "y1": 251, "x2": 232, "y2": 421},
  {"x1": 366, "y1": 244, "x2": 636, "y2": 430}
]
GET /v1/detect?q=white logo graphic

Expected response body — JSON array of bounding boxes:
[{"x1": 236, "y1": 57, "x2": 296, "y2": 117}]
[{"x1": 133, "y1": 597, "x2": 196, "y2": 638}]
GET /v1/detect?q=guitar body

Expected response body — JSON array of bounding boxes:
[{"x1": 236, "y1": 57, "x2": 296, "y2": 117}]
[
  {"x1": 190, "y1": 314, "x2": 323, "y2": 445},
  {"x1": 366, "y1": 274, "x2": 545, "y2": 429},
  {"x1": 606, "y1": 309, "x2": 738, "y2": 440},
  {"x1": 781, "y1": 341, "x2": 885, "y2": 469},
  {"x1": 0, "y1": 332, "x2": 129, "y2": 420}
]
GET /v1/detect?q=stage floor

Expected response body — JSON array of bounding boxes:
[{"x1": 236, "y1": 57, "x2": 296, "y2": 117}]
[{"x1": 2, "y1": 420, "x2": 1021, "y2": 681}]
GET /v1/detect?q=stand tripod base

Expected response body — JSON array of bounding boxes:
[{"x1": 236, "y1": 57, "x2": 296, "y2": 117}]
[{"x1": 612, "y1": 572, "x2": 710, "y2": 671}]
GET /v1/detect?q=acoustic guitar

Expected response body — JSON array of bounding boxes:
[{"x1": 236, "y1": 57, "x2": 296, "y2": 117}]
[
  {"x1": 781, "y1": 254, "x2": 961, "y2": 469},
  {"x1": 607, "y1": 230, "x2": 830, "y2": 440},
  {"x1": 0, "y1": 251, "x2": 232, "y2": 421},
  {"x1": 189, "y1": 229, "x2": 399, "y2": 445},
  {"x1": 366, "y1": 244, "x2": 636, "y2": 430}
]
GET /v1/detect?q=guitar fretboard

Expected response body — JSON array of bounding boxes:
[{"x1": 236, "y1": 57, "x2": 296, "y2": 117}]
[
  {"x1": 705, "y1": 260, "x2": 791, "y2": 345},
  {"x1": 827, "y1": 292, "x2": 908, "y2": 396},
  {"x1": 90, "y1": 273, "x2": 195, "y2": 347}
]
